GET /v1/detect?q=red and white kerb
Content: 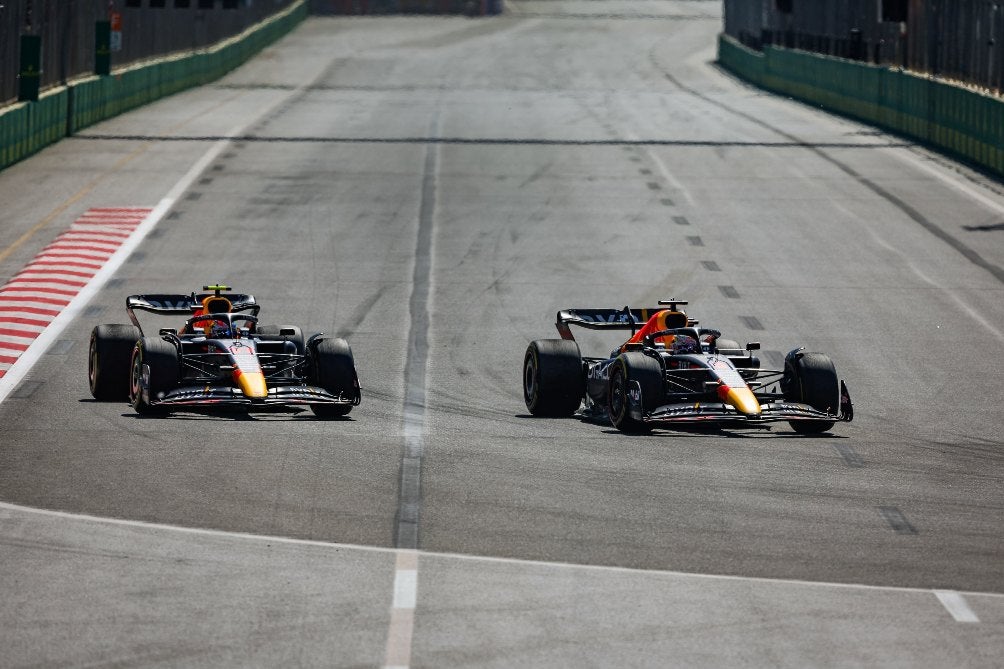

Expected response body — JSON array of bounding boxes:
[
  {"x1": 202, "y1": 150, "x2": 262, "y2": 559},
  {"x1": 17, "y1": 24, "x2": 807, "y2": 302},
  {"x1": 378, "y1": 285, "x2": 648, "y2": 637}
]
[{"x1": 0, "y1": 207, "x2": 152, "y2": 378}]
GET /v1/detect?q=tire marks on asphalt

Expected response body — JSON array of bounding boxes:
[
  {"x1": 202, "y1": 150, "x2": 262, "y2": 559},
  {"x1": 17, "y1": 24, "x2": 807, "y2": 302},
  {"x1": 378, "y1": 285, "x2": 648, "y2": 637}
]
[
  {"x1": 386, "y1": 121, "x2": 439, "y2": 669},
  {"x1": 661, "y1": 69, "x2": 1004, "y2": 286},
  {"x1": 879, "y1": 506, "x2": 918, "y2": 535},
  {"x1": 396, "y1": 131, "x2": 439, "y2": 550}
]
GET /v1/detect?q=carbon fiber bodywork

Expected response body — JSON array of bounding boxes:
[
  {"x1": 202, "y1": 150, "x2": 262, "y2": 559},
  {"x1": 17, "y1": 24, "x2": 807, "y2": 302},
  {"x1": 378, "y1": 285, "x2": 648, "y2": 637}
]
[
  {"x1": 91, "y1": 290, "x2": 361, "y2": 415},
  {"x1": 525, "y1": 301, "x2": 853, "y2": 432}
]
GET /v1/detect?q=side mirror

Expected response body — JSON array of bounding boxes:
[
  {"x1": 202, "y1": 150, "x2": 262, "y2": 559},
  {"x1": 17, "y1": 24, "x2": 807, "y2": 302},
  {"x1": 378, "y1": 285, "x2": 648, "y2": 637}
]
[{"x1": 746, "y1": 342, "x2": 761, "y2": 351}]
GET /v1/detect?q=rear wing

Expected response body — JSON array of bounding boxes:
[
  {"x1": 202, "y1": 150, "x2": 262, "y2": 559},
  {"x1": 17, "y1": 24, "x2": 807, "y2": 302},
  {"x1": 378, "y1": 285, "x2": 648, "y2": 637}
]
[
  {"x1": 555, "y1": 307, "x2": 697, "y2": 340},
  {"x1": 126, "y1": 293, "x2": 259, "y2": 332}
]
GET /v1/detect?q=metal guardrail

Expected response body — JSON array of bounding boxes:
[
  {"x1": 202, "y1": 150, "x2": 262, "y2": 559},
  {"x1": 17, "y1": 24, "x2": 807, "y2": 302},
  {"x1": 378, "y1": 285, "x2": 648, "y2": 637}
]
[
  {"x1": 722, "y1": 0, "x2": 1004, "y2": 95},
  {"x1": 1, "y1": 0, "x2": 296, "y2": 106}
]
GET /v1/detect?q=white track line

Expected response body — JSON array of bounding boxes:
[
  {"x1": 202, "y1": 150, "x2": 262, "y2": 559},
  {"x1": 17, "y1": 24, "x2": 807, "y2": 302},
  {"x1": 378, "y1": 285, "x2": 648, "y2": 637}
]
[
  {"x1": 2, "y1": 499, "x2": 1001, "y2": 609},
  {"x1": 934, "y1": 590, "x2": 981, "y2": 623},
  {"x1": 384, "y1": 551, "x2": 419, "y2": 669},
  {"x1": 0, "y1": 205, "x2": 162, "y2": 400},
  {"x1": 0, "y1": 73, "x2": 303, "y2": 400}
]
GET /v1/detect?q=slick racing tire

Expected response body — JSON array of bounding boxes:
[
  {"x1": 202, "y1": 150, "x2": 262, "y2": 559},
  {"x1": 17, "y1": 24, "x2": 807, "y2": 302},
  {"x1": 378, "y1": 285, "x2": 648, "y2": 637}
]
[
  {"x1": 129, "y1": 337, "x2": 179, "y2": 415},
  {"x1": 311, "y1": 338, "x2": 358, "y2": 418},
  {"x1": 89, "y1": 324, "x2": 141, "y2": 400},
  {"x1": 715, "y1": 338, "x2": 759, "y2": 380},
  {"x1": 714, "y1": 338, "x2": 744, "y2": 356},
  {"x1": 523, "y1": 339, "x2": 584, "y2": 417},
  {"x1": 256, "y1": 324, "x2": 305, "y2": 354},
  {"x1": 608, "y1": 352, "x2": 662, "y2": 434},
  {"x1": 782, "y1": 352, "x2": 839, "y2": 434}
]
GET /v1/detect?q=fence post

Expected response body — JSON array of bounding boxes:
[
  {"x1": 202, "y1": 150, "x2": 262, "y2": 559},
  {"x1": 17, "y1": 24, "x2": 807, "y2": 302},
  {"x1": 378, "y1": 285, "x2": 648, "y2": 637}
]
[
  {"x1": 95, "y1": 21, "x2": 111, "y2": 76},
  {"x1": 18, "y1": 35, "x2": 42, "y2": 102}
]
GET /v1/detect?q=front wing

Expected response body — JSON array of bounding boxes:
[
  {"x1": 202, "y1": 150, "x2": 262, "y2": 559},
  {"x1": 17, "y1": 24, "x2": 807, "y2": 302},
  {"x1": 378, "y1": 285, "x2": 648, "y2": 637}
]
[
  {"x1": 620, "y1": 379, "x2": 853, "y2": 427},
  {"x1": 149, "y1": 384, "x2": 359, "y2": 409},
  {"x1": 641, "y1": 400, "x2": 843, "y2": 426}
]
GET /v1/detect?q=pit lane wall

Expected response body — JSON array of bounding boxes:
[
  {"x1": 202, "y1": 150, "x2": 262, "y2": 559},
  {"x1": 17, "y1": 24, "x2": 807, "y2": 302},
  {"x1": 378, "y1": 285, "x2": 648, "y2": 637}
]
[
  {"x1": 718, "y1": 35, "x2": 1004, "y2": 179},
  {"x1": 0, "y1": 1, "x2": 307, "y2": 172}
]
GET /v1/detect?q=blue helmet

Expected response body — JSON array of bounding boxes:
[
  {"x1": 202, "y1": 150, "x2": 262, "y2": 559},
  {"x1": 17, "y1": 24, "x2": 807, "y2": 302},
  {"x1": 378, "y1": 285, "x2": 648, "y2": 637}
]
[{"x1": 671, "y1": 335, "x2": 699, "y2": 354}]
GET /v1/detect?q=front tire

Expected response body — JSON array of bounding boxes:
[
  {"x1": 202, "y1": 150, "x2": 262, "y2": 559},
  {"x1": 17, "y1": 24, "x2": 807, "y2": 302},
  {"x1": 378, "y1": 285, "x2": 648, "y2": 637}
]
[
  {"x1": 89, "y1": 324, "x2": 141, "y2": 400},
  {"x1": 311, "y1": 338, "x2": 359, "y2": 418},
  {"x1": 608, "y1": 352, "x2": 663, "y2": 433},
  {"x1": 129, "y1": 337, "x2": 179, "y2": 414},
  {"x1": 523, "y1": 339, "x2": 583, "y2": 417},
  {"x1": 783, "y1": 352, "x2": 839, "y2": 434}
]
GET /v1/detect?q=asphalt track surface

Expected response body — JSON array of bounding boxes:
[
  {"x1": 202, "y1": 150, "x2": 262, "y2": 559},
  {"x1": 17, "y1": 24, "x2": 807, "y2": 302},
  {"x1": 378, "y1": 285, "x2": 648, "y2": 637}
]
[{"x1": 1, "y1": 2, "x2": 1002, "y2": 666}]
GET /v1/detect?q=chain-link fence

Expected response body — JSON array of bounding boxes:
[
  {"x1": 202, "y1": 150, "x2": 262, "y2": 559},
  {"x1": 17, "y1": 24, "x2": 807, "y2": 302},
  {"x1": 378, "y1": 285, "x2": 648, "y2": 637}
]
[
  {"x1": 1, "y1": 0, "x2": 296, "y2": 106},
  {"x1": 723, "y1": 0, "x2": 1004, "y2": 94}
]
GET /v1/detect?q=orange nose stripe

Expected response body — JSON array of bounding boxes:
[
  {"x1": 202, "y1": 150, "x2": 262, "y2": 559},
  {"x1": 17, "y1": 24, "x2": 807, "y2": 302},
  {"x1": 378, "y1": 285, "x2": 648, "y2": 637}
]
[
  {"x1": 234, "y1": 370, "x2": 268, "y2": 398},
  {"x1": 718, "y1": 384, "x2": 761, "y2": 416}
]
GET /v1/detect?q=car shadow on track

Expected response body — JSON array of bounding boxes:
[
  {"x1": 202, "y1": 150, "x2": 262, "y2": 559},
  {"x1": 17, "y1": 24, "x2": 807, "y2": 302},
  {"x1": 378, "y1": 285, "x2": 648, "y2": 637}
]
[
  {"x1": 514, "y1": 413, "x2": 847, "y2": 439},
  {"x1": 81, "y1": 397, "x2": 355, "y2": 422}
]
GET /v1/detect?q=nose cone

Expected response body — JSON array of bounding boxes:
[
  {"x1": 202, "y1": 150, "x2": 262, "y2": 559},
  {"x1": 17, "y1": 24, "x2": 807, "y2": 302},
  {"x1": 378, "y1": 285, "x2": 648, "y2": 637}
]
[
  {"x1": 235, "y1": 370, "x2": 268, "y2": 398},
  {"x1": 718, "y1": 384, "x2": 761, "y2": 416}
]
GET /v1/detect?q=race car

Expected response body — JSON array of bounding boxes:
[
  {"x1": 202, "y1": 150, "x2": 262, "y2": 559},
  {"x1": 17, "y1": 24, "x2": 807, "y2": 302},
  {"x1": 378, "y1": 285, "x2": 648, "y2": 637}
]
[
  {"x1": 522, "y1": 299, "x2": 853, "y2": 433},
  {"x1": 88, "y1": 285, "x2": 360, "y2": 417}
]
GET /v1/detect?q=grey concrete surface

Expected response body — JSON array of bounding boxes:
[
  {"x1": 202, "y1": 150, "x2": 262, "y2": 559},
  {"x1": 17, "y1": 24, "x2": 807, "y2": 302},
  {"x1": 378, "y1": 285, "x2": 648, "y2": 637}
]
[{"x1": 0, "y1": 1, "x2": 1001, "y2": 666}]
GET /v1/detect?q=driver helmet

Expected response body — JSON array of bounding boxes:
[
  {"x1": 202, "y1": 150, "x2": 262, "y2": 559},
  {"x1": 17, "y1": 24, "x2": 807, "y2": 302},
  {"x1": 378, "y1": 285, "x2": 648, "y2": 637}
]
[
  {"x1": 671, "y1": 335, "x2": 700, "y2": 354},
  {"x1": 210, "y1": 322, "x2": 232, "y2": 338}
]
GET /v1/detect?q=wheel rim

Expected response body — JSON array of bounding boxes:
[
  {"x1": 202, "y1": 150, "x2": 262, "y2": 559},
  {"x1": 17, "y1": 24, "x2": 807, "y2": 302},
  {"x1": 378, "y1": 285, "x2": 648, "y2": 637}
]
[
  {"x1": 609, "y1": 367, "x2": 625, "y2": 420},
  {"x1": 88, "y1": 337, "x2": 98, "y2": 389},
  {"x1": 129, "y1": 347, "x2": 143, "y2": 403},
  {"x1": 523, "y1": 353, "x2": 537, "y2": 403}
]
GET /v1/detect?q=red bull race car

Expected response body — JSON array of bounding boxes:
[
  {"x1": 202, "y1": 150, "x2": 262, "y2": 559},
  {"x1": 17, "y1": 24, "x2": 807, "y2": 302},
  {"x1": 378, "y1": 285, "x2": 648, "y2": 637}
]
[
  {"x1": 523, "y1": 299, "x2": 853, "y2": 433},
  {"x1": 88, "y1": 285, "x2": 360, "y2": 417}
]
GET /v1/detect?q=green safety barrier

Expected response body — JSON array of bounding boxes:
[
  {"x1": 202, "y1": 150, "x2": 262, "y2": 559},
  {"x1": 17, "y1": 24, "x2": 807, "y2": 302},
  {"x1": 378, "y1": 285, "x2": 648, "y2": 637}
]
[
  {"x1": 0, "y1": 0, "x2": 308, "y2": 171},
  {"x1": 718, "y1": 34, "x2": 1004, "y2": 179}
]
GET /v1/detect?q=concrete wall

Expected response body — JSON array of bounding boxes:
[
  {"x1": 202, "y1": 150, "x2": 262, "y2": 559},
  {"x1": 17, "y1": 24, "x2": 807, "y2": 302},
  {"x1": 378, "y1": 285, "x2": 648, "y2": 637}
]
[
  {"x1": 718, "y1": 34, "x2": 1004, "y2": 179},
  {"x1": 0, "y1": 0, "x2": 307, "y2": 172}
]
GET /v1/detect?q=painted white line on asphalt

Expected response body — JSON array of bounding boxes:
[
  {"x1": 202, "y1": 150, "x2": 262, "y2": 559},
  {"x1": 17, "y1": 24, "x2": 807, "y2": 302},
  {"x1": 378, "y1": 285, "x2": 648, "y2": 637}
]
[
  {"x1": 835, "y1": 199, "x2": 1004, "y2": 344},
  {"x1": 622, "y1": 129, "x2": 695, "y2": 207},
  {"x1": 384, "y1": 551, "x2": 419, "y2": 669},
  {"x1": 934, "y1": 590, "x2": 981, "y2": 623},
  {"x1": 3, "y1": 499, "x2": 1003, "y2": 603},
  {"x1": 890, "y1": 147, "x2": 1004, "y2": 218},
  {"x1": 0, "y1": 71, "x2": 308, "y2": 398},
  {"x1": 0, "y1": 203, "x2": 163, "y2": 400},
  {"x1": 393, "y1": 568, "x2": 418, "y2": 610}
]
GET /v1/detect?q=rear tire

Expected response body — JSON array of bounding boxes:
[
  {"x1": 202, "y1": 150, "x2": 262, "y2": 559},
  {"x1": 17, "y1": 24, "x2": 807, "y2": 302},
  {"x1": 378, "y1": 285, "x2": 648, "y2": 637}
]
[
  {"x1": 523, "y1": 339, "x2": 584, "y2": 417},
  {"x1": 256, "y1": 324, "x2": 305, "y2": 354},
  {"x1": 129, "y1": 337, "x2": 179, "y2": 414},
  {"x1": 783, "y1": 352, "x2": 839, "y2": 434},
  {"x1": 714, "y1": 338, "x2": 743, "y2": 356},
  {"x1": 311, "y1": 338, "x2": 358, "y2": 418},
  {"x1": 89, "y1": 324, "x2": 141, "y2": 400},
  {"x1": 608, "y1": 352, "x2": 663, "y2": 433}
]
